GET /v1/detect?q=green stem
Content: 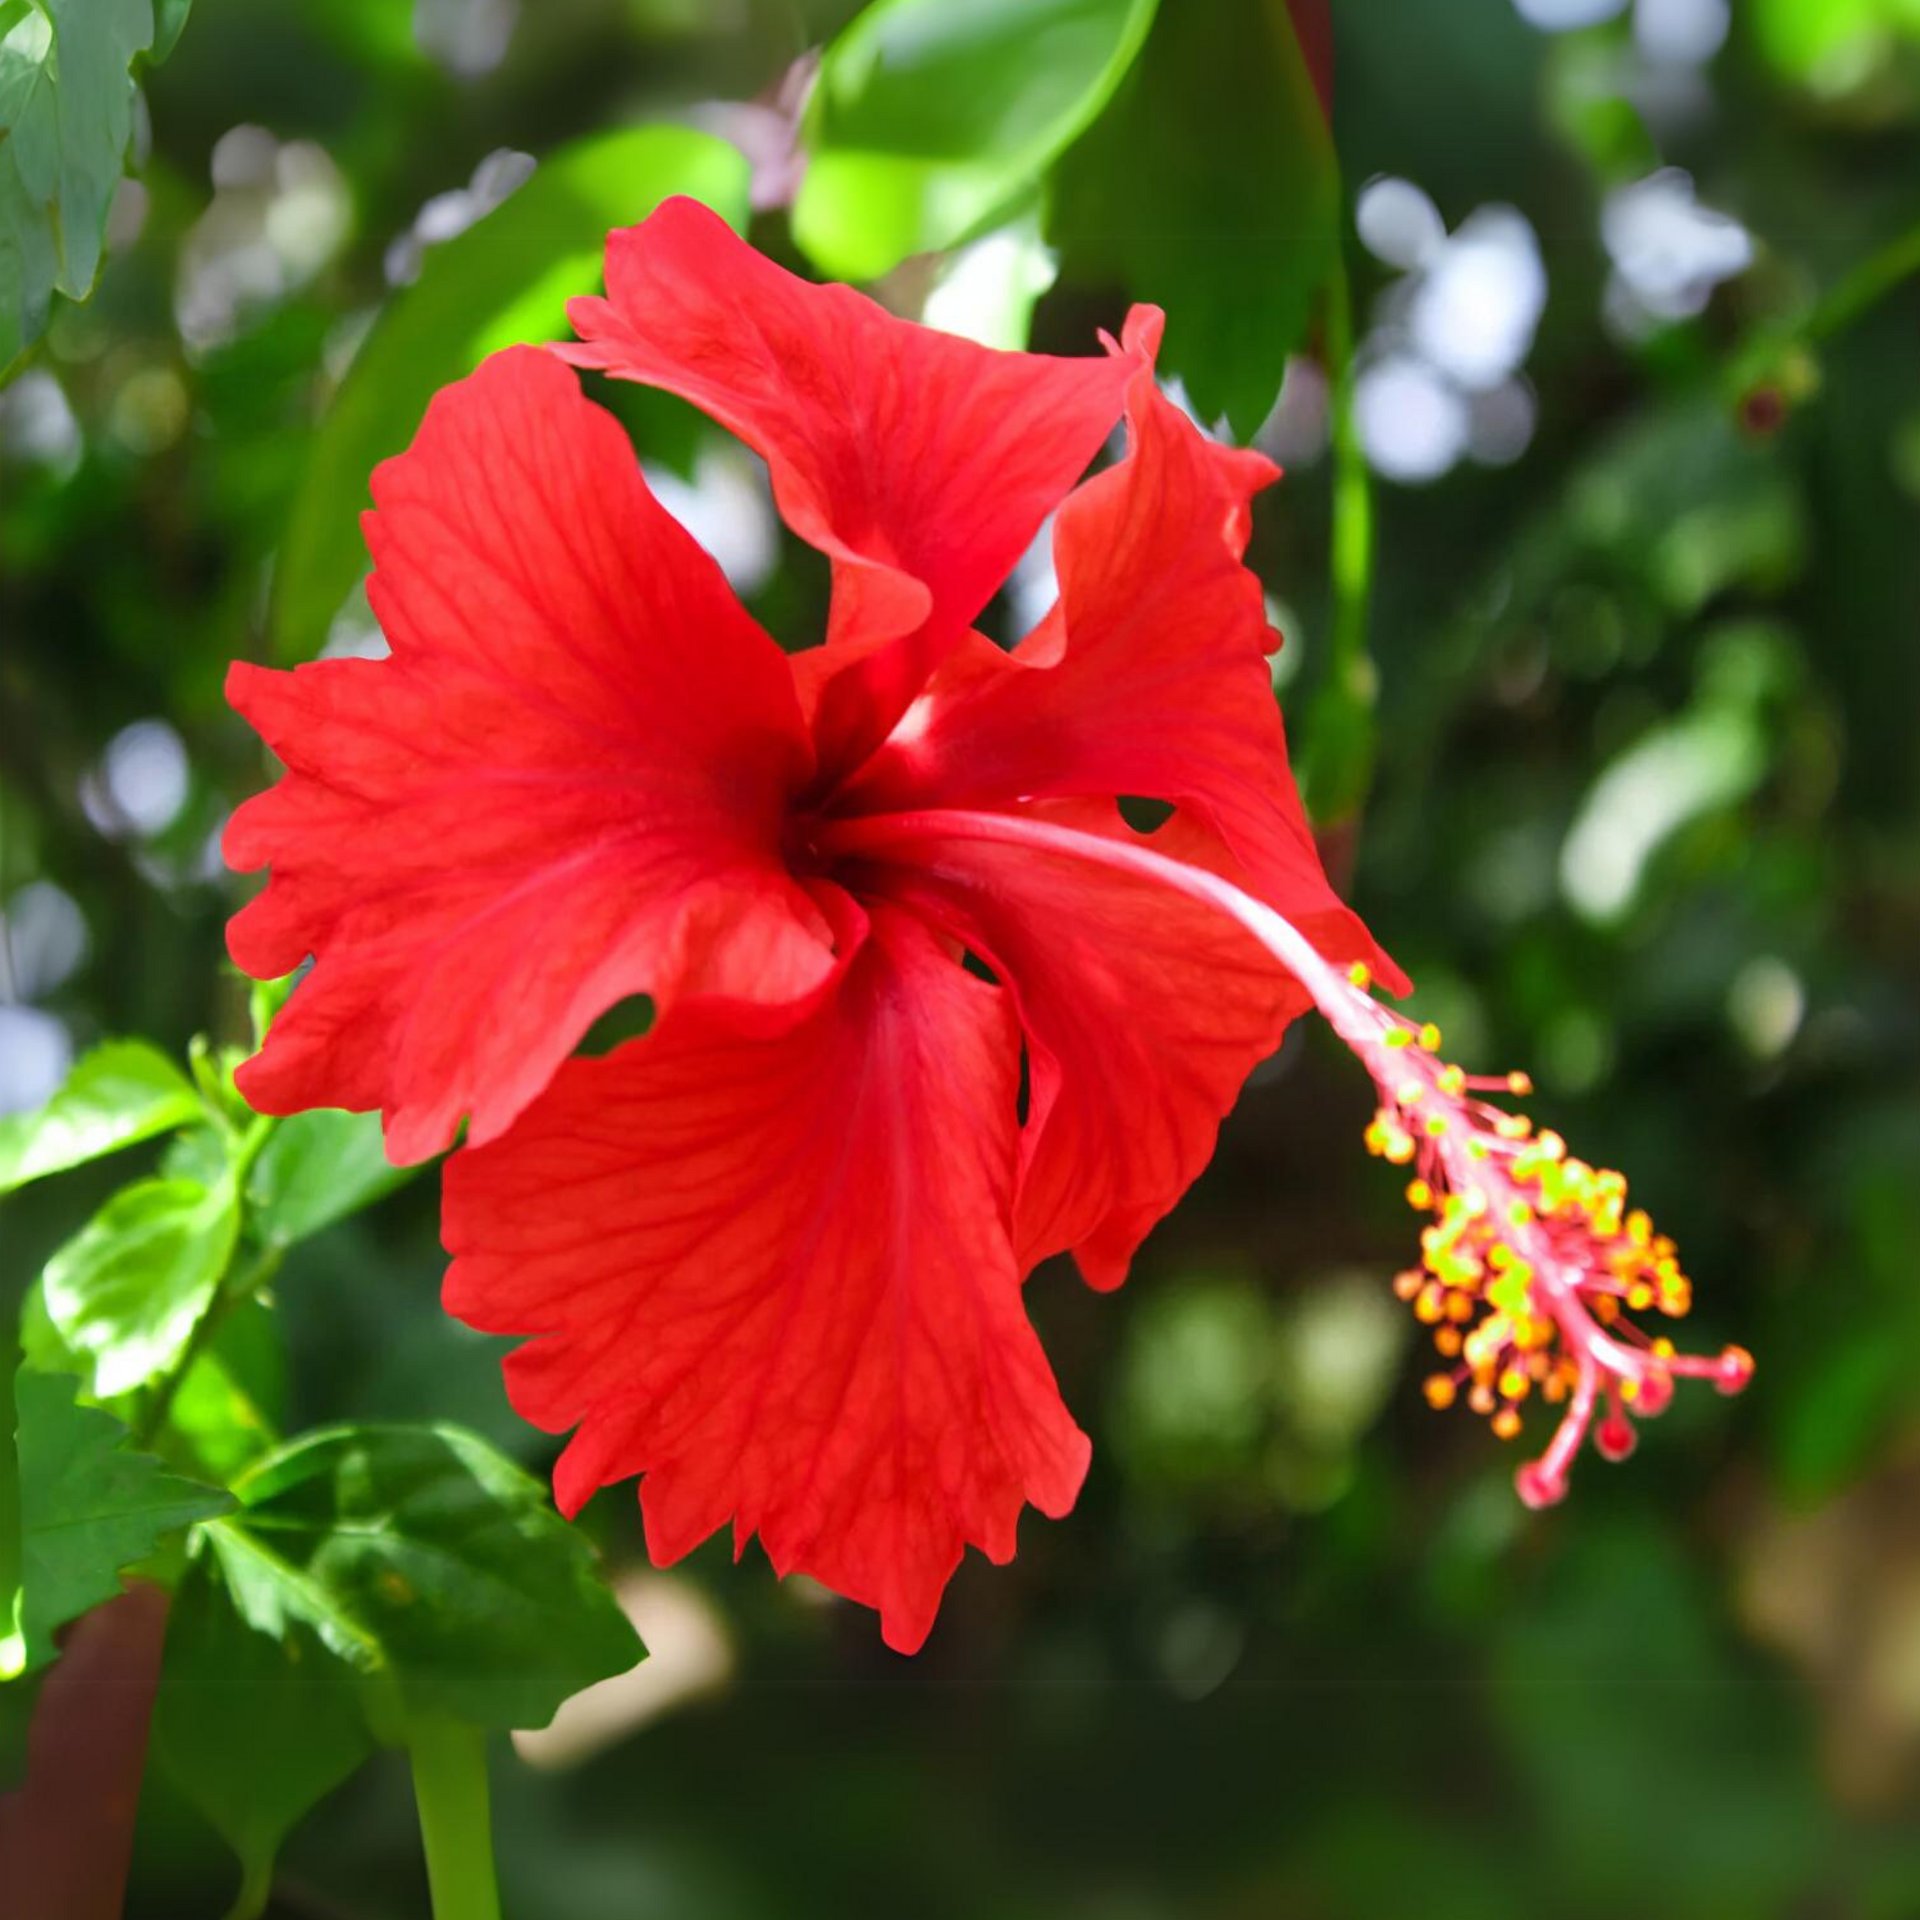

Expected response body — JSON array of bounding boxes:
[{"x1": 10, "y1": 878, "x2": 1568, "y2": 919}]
[
  {"x1": 1804, "y1": 215, "x2": 1920, "y2": 344},
  {"x1": 1324, "y1": 257, "x2": 1374, "y2": 698},
  {"x1": 221, "y1": 1854, "x2": 274, "y2": 1920},
  {"x1": 1299, "y1": 255, "x2": 1380, "y2": 826},
  {"x1": 1728, "y1": 214, "x2": 1920, "y2": 400},
  {"x1": 409, "y1": 1719, "x2": 502, "y2": 1920}
]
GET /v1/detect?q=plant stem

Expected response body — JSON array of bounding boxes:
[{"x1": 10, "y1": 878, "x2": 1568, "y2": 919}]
[
  {"x1": 1299, "y1": 255, "x2": 1379, "y2": 826},
  {"x1": 409, "y1": 1718, "x2": 502, "y2": 1920},
  {"x1": 1323, "y1": 257, "x2": 1374, "y2": 698},
  {"x1": 1804, "y1": 214, "x2": 1920, "y2": 344},
  {"x1": 1728, "y1": 213, "x2": 1920, "y2": 399},
  {"x1": 222, "y1": 1854, "x2": 275, "y2": 1920}
]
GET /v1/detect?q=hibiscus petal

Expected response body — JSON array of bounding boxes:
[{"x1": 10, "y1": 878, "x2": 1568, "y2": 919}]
[
  {"x1": 560, "y1": 196, "x2": 1138, "y2": 779},
  {"x1": 841, "y1": 802, "x2": 1329, "y2": 1292},
  {"x1": 441, "y1": 902, "x2": 1089, "y2": 1655},
  {"x1": 836, "y1": 309, "x2": 1408, "y2": 994},
  {"x1": 225, "y1": 346, "x2": 836, "y2": 1163}
]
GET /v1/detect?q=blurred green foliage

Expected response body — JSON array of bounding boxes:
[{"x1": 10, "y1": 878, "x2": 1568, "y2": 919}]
[{"x1": 2, "y1": 0, "x2": 1919, "y2": 1914}]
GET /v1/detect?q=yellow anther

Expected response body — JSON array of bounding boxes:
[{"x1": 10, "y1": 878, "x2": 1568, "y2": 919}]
[
  {"x1": 1424, "y1": 1115, "x2": 1449, "y2": 1138},
  {"x1": 1383, "y1": 1028, "x2": 1413, "y2": 1050},
  {"x1": 1415, "y1": 1284, "x2": 1445, "y2": 1324},
  {"x1": 1508, "y1": 1199, "x2": 1534, "y2": 1228},
  {"x1": 1396, "y1": 1081, "x2": 1425, "y2": 1106},
  {"x1": 1498, "y1": 1367, "x2": 1530, "y2": 1401},
  {"x1": 1418, "y1": 1023, "x2": 1443, "y2": 1052},
  {"x1": 1392, "y1": 1268, "x2": 1423, "y2": 1301},
  {"x1": 1507, "y1": 1071, "x2": 1533, "y2": 1096},
  {"x1": 1491, "y1": 1408, "x2": 1522, "y2": 1440},
  {"x1": 1620, "y1": 1378, "x2": 1640, "y2": 1403},
  {"x1": 1434, "y1": 1326, "x2": 1463, "y2": 1357},
  {"x1": 1651, "y1": 1337, "x2": 1676, "y2": 1361},
  {"x1": 1437, "y1": 1064, "x2": 1466, "y2": 1096},
  {"x1": 1424, "y1": 1375, "x2": 1456, "y2": 1410},
  {"x1": 1468, "y1": 1383, "x2": 1496, "y2": 1416},
  {"x1": 1495, "y1": 1114, "x2": 1532, "y2": 1140},
  {"x1": 1405, "y1": 1178, "x2": 1433, "y2": 1210},
  {"x1": 1537, "y1": 1130, "x2": 1565, "y2": 1162},
  {"x1": 1347, "y1": 961, "x2": 1373, "y2": 990}
]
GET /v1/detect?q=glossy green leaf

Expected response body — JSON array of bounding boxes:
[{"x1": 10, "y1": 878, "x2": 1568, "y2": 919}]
[
  {"x1": 247, "y1": 1108, "x2": 410, "y2": 1249},
  {"x1": 794, "y1": 0, "x2": 1157, "y2": 281},
  {"x1": 0, "y1": 0, "x2": 167, "y2": 371},
  {"x1": 0, "y1": 1039, "x2": 201, "y2": 1195},
  {"x1": 153, "y1": 1554, "x2": 371, "y2": 1916},
  {"x1": 11, "y1": 1367, "x2": 229, "y2": 1675},
  {"x1": 1049, "y1": 0, "x2": 1338, "y2": 438},
  {"x1": 42, "y1": 1177, "x2": 240, "y2": 1398},
  {"x1": 213, "y1": 1423, "x2": 643, "y2": 1730},
  {"x1": 271, "y1": 123, "x2": 751, "y2": 662}
]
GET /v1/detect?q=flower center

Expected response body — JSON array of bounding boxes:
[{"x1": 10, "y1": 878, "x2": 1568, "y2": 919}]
[{"x1": 780, "y1": 808, "x2": 835, "y2": 878}]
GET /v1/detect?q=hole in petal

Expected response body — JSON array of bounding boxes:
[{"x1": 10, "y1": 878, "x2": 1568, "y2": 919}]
[
  {"x1": 958, "y1": 947, "x2": 1001, "y2": 987},
  {"x1": 1116, "y1": 795, "x2": 1176, "y2": 834},
  {"x1": 578, "y1": 995, "x2": 654, "y2": 1057}
]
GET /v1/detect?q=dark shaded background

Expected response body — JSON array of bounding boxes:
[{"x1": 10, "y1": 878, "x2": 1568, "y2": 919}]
[{"x1": 4, "y1": 0, "x2": 1919, "y2": 1913}]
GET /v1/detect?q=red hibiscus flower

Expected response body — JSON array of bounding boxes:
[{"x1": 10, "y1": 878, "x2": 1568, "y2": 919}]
[
  {"x1": 225, "y1": 198, "x2": 1744, "y2": 1653},
  {"x1": 223, "y1": 197, "x2": 1394, "y2": 1650}
]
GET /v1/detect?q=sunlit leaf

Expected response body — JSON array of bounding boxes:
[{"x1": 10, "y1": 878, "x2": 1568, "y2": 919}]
[
  {"x1": 920, "y1": 208, "x2": 1059, "y2": 350},
  {"x1": 271, "y1": 123, "x2": 751, "y2": 662},
  {"x1": 211, "y1": 1422, "x2": 643, "y2": 1730},
  {"x1": 1049, "y1": 0, "x2": 1338, "y2": 437},
  {"x1": 10, "y1": 1367, "x2": 229, "y2": 1675},
  {"x1": 163, "y1": 1300, "x2": 284, "y2": 1482},
  {"x1": 153, "y1": 1554, "x2": 371, "y2": 1915},
  {"x1": 794, "y1": 0, "x2": 1157, "y2": 281},
  {"x1": 42, "y1": 1177, "x2": 240, "y2": 1398},
  {"x1": 0, "y1": 1039, "x2": 201, "y2": 1195}
]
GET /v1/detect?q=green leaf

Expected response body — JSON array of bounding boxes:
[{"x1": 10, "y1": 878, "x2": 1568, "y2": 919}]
[
  {"x1": 248, "y1": 1108, "x2": 411, "y2": 1248},
  {"x1": 794, "y1": 0, "x2": 1157, "y2": 282},
  {"x1": 271, "y1": 123, "x2": 752, "y2": 662},
  {"x1": 0, "y1": 0, "x2": 157, "y2": 371},
  {"x1": 153, "y1": 1555, "x2": 372, "y2": 1916},
  {"x1": 0, "y1": 1039, "x2": 202, "y2": 1195},
  {"x1": 215, "y1": 1423, "x2": 642, "y2": 1730},
  {"x1": 150, "y1": 0, "x2": 192, "y2": 63},
  {"x1": 11, "y1": 1367, "x2": 229, "y2": 1674},
  {"x1": 1048, "y1": 0, "x2": 1339, "y2": 437},
  {"x1": 42, "y1": 1177, "x2": 241, "y2": 1398}
]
